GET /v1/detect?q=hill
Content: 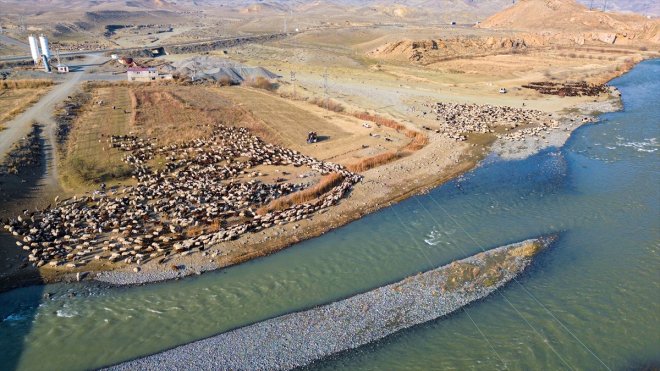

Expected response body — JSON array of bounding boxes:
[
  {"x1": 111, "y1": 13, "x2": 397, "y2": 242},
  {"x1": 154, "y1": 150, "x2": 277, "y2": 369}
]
[{"x1": 478, "y1": 0, "x2": 659, "y2": 44}]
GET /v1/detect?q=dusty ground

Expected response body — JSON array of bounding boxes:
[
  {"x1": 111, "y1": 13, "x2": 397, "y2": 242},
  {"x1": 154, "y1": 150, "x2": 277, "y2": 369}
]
[{"x1": 0, "y1": 0, "x2": 657, "y2": 289}]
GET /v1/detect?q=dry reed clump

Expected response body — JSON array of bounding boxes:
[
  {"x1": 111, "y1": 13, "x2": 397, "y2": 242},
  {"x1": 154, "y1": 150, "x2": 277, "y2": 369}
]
[
  {"x1": 346, "y1": 151, "x2": 403, "y2": 173},
  {"x1": 242, "y1": 76, "x2": 275, "y2": 91},
  {"x1": 347, "y1": 112, "x2": 429, "y2": 172},
  {"x1": 353, "y1": 112, "x2": 405, "y2": 131},
  {"x1": 129, "y1": 87, "x2": 214, "y2": 144},
  {"x1": 354, "y1": 112, "x2": 428, "y2": 144},
  {"x1": 257, "y1": 172, "x2": 345, "y2": 214},
  {"x1": 217, "y1": 76, "x2": 233, "y2": 86},
  {"x1": 308, "y1": 97, "x2": 345, "y2": 112},
  {"x1": 185, "y1": 224, "x2": 205, "y2": 238},
  {"x1": 129, "y1": 90, "x2": 138, "y2": 125},
  {"x1": 403, "y1": 131, "x2": 429, "y2": 151},
  {"x1": 0, "y1": 79, "x2": 54, "y2": 89}
]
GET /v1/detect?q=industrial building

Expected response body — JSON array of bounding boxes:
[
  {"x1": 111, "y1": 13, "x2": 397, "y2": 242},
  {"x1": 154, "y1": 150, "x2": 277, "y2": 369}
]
[
  {"x1": 127, "y1": 67, "x2": 172, "y2": 82},
  {"x1": 27, "y1": 33, "x2": 53, "y2": 73}
]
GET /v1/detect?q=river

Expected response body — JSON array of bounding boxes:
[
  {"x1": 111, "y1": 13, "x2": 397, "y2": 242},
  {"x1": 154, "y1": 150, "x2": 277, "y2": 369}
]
[{"x1": 1, "y1": 60, "x2": 658, "y2": 370}]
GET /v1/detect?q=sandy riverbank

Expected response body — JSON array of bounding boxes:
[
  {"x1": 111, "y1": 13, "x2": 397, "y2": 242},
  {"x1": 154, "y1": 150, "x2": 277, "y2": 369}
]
[
  {"x1": 90, "y1": 90, "x2": 622, "y2": 288},
  {"x1": 0, "y1": 42, "x2": 637, "y2": 292}
]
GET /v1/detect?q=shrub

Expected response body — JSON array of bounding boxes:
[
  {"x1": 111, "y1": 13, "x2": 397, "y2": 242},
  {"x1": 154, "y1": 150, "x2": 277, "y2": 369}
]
[
  {"x1": 308, "y1": 97, "x2": 345, "y2": 112},
  {"x1": 242, "y1": 76, "x2": 275, "y2": 91},
  {"x1": 346, "y1": 151, "x2": 404, "y2": 172},
  {"x1": 217, "y1": 75, "x2": 233, "y2": 86},
  {"x1": 257, "y1": 172, "x2": 345, "y2": 214},
  {"x1": 0, "y1": 79, "x2": 54, "y2": 89},
  {"x1": 353, "y1": 112, "x2": 428, "y2": 151}
]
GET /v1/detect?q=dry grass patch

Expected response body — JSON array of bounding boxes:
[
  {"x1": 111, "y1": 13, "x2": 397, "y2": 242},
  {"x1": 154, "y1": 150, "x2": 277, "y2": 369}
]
[
  {"x1": 257, "y1": 172, "x2": 344, "y2": 214},
  {"x1": 308, "y1": 97, "x2": 345, "y2": 112},
  {"x1": 347, "y1": 113, "x2": 428, "y2": 172},
  {"x1": 60, "y1": 86, "x2": 134, "y2": 190},
  {"x1": 0, "y1": 79, "x2": 53, "y2": 89},
  {"x1": 216, "y1": 87, "x2": 351, "y2": 151},
  {"x1": 131, "y1": 87, "x2": 214, "y2": 145},
  {"x1": 346, "y1": 151, "x2": 404, "y2": 173},
  {"x1": 241, "y1": 76, "x2": 275, "y2": 91},
  {"x1": 0, "y1": 82, "x2": 54, "y2": 129}
]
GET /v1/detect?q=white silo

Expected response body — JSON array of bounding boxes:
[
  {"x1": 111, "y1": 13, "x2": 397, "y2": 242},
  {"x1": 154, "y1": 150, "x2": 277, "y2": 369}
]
[
  {"x1": 38, "y1": 34, "x2": 50, "y2": 59},
  {"x1": 28, "y1": 35, "x2": 41, "y2": 64}
]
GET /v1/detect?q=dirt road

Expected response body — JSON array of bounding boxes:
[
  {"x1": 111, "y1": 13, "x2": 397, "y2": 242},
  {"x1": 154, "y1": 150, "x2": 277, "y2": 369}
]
[{"x1": 0, "y1": 54, "x2": 107, "y2": 190}]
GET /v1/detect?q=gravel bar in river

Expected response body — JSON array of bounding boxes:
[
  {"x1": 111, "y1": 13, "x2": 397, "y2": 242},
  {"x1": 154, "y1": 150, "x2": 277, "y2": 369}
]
[{"x1": 107, "y1": 236, "x2": 554, "y2": 370}]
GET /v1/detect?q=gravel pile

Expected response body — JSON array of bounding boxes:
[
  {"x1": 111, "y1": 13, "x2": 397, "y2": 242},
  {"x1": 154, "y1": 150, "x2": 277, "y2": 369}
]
[
  {"x1": 107, "y1": 237, "x2": 551, "y2": 370},
  {"x1": 170, "y1": 56, "x2": 279, "y2": 84}
]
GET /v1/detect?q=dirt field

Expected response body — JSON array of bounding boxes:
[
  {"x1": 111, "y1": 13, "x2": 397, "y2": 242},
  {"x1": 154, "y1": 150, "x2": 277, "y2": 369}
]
[
  {"x1": 57, "y1": 83, "x2": 413, "y2": 194},
  {"x1": 216, "y1": 87, "x2": 409, "y2": 164},
  {"x1": 1, "y1": 0, "x2": 657, "y2": 288}
]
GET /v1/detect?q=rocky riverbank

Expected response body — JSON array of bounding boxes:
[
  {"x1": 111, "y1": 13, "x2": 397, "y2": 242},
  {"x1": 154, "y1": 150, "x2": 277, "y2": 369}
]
[
  {"x1": 492, "y1": 95, "x2": 622, "y2": 160},
  {"x1": 106, "y1": 236, "x2": 555, "y2": 371}
]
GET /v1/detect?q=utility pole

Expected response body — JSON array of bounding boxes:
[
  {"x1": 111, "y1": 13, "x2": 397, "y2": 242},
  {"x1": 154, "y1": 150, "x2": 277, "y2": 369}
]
[
  {"x1": 602, "y1": 0, "x2": 607, "y2": 11},
  {"x1": 19, "y1": 16, "x2": 26, "y2": 34},
  {"x1": 322, "y1": 67, "x2": 329, "y2": 111},
  {"x1": 290, "y1": 71, "x2": 296, "y2": 97}
]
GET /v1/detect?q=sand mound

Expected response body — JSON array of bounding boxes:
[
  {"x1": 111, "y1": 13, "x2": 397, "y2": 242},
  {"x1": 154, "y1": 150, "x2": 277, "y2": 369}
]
[
  {"x1": 170, "y1": 56, "x2": 279, "y2": 84},
  {"x1": 479, "y1": 0, "x2": 659, "y2": 44}
]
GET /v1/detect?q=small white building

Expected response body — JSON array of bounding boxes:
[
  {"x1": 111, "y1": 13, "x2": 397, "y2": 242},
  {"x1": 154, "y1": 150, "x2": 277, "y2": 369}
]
[
  {"x1": 57, "y1": 65, "x2": 69, "y2": 73},
  {"x1": 127, "y1": 67, "x2": 158, "y2": 81}
]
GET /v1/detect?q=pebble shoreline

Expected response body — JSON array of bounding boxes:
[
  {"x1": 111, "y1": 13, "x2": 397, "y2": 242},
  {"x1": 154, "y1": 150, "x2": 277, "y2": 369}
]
[{"x1": 106, "y1": 237, "x2": 552, "y2": 371}]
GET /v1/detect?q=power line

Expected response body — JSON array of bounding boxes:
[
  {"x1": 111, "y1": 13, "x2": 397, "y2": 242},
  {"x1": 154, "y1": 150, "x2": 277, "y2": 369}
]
[
  {"x1": 290, "y1": 71, "x2": 296, "y2": 97},
  {"x1": 322, "y1": 67, "x2": 329, "y2": 110},
  {"x1": 412, "y1": 197, "x2": 574, "y2": 370},
  {"x1": 389, "y1": 205, "x2": 508, "y2": 369},
  {"x1": 424, "y1": 195, "x2": 611, "y2": 370}
]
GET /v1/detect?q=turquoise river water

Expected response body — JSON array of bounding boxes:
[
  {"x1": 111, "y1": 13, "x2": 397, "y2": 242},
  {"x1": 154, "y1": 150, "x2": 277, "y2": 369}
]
[{"x1": 1, "y1": 60, "x2": 658, "y2": 370}]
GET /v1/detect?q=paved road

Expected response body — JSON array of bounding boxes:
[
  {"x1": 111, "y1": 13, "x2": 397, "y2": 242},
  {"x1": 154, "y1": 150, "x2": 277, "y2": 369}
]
[
  {"x1": 0, "y1": 34, "x2": 29, "y2": 52},
  {"x1": 0, "y1": 54, "x2": 107, "y2": 189}
]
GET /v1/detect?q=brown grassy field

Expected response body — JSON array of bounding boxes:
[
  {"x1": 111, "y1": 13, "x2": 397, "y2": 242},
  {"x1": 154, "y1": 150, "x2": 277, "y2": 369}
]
[
  {"x1": 59, "y1": 84, "x2": 290, "y2": 192},
  {"x1": 130, "y1": 87, "x2": 215, "y2": 145},
  {"x1": 215, "y1": 87, "x2": 409, "y2": 164},
  {"x1": 59, "y1": 86, "x2": 135, "y2": 191},
  {"x1": 0, "y1": 80, "x2": 54, "y2": 129}
]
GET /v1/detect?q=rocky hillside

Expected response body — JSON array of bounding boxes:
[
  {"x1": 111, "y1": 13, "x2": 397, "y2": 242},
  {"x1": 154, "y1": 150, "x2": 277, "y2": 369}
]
[
  {"x1": 368, "y1": 36, "x2": 545, "y2": 64},
  {"x1": 478, "y1": 0, "x2": 659, "y2": 44}
]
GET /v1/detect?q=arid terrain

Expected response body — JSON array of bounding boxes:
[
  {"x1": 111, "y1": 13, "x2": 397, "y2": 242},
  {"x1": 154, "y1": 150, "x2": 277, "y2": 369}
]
[{"x1": 0, "y1": 0, "x2": 658, "y2": 290}]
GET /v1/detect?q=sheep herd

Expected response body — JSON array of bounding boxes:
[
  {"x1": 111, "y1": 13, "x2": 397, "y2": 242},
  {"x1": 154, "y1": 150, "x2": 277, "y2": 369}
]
[{"x1": 3, "y1": 123, "x2": 361, "y2": 269}]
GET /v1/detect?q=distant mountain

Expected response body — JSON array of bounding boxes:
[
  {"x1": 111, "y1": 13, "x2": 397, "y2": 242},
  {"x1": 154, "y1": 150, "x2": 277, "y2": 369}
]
[{"x1": 0, "y1": 0, "x2": 656, "y2": 21}]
